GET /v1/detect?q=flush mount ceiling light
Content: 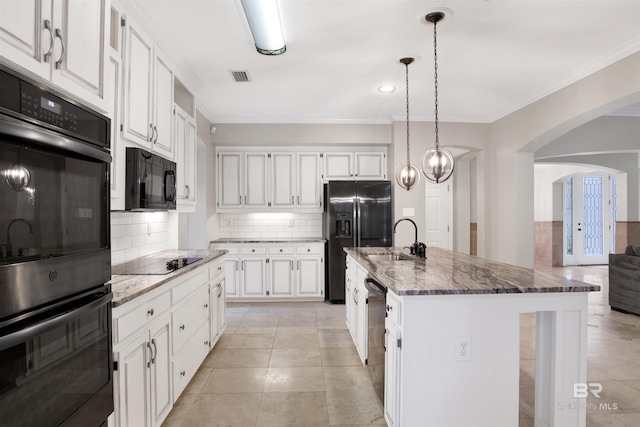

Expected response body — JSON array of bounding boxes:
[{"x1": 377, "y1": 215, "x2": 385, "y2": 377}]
[
  {"x1": 378, "y1": 85, "x2": 396, "y2": 93},
  {"x1": 421, "y1": 11, "x2": 455, "y2": 184},
  {"x1": 395, "y1": 57, "x2": 421, "y2": 191},
  {"x1": 241, "y1": 0, "x2": 286, "y2": 55}
]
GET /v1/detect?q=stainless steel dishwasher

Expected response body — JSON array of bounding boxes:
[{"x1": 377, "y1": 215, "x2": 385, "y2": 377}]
[{"x1": 365, "y1": 276, "x2": 387, "y2": 404}]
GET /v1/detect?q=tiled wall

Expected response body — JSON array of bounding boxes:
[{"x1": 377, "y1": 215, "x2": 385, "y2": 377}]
[
  {"x1": 218, "y1": 212, "x2": 322, "y2": 239},
  {"x1": 111, "y1": 211, "x2": 171, "y2": 264}
]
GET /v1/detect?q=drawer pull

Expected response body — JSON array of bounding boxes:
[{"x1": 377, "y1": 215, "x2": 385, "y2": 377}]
[
  {"x1": 279, "y1": 249, "x2": 283, "y2": 252},
  {"x1": 307, "y1": 248, "x2": 310, "y2": 252},
  {"x1": 204, "y1": 340, "x2": 210, "y2": 346},
  {"x1": 217, "y1": 266, "x2": 222, "y2": 271},
  {"x1": 147, "y1": 308, "x2": 155, "y2": 316},
  {"x1": 204, "y1": 303, "x2": 209, "y2": 309},
  {"x1": 252, "y1": 249, "x2": 255, "y2": 252},
  {"x1": 386, "y1": 305, "x2": 392, "y2": 312},
  {"x1": 180, "y1": 370, "x2": 186, "y2": 377},
  {"x1": 179, "y1": 324, "x2": 185, "y2": 331}
]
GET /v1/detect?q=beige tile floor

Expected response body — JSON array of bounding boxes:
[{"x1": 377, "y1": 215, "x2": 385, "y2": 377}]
[{"x1": 162, "y1": 265, "x2": 640, "y2": 427}]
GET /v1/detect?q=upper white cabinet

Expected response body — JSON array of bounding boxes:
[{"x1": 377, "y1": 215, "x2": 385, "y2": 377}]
[
  {"x1": 245, "y1": 152, "x2": 269, "y2": 208},
  {"x1": 0, "y1": 0, "x2": 108, "y2": 112},
  {"x1": 121, "y1": 13, "x2": 174, "y2": 159},
  {"x1": 323, "y1": 151, "x2": 387, "y2": 181},
  {"x1": 271, "y1": 152, "x2": 295, "y2": 208},
  {"x1": 216, "y1": 148, "x2": 323, "y2": 212},
  {"x1": 174, "y1": 105, "x2": 196, "y2": 210},
  {"x1": 297, "y1": 153, "x2": 322, "y2": 209}
]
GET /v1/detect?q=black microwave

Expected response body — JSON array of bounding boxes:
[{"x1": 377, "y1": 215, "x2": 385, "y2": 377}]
[{"x1": 125, "y1": 147, "x2": 176, "y2": 210}]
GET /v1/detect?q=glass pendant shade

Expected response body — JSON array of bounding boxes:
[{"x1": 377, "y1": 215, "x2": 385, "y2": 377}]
[
  {"x1": 2, "y1": 147, "x2": 31, "y2": 192},
  {"x1": 421, "y1": 146, "x2": 454, "y2": 184},
  {"x1": 396, "y1": 163, "x2": 421, "y2": 190}
]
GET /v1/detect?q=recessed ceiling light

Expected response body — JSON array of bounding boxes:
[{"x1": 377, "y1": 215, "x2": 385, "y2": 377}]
[{"x1": 379, "y1": 85, "x2": 395, "y2": 93}]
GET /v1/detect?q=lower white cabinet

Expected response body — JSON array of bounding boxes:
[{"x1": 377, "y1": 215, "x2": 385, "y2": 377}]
[
  {"x1": 112, "y1": 256, "x2": 227, "y2": 427},
  {"x1": 211, "y1": 242, "x2": 325, "y2": 300},
  {"x1": 114, "y1": 311, "x2": 172, "y2": 427},
  {"x1": 345, "y1": 255, "x2": 369, "y2": 366}
]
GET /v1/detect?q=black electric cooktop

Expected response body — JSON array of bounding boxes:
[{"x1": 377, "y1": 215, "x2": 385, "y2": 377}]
[{"x1": 112, "y1": 257, "x2": 203, "y2": 275}]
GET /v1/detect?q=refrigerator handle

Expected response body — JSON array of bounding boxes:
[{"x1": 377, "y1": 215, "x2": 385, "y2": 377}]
[
  {"x1": 352, "y1": 197, "x2": 357, "y2": 248},
  {"x1": 356, "y1": 197, "x2": 361, "y2": 247}
]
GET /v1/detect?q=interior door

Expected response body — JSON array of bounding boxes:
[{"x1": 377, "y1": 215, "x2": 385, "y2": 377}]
[
  {"x1": 563, "y1": 173, "x2": 611, "y2": 265},
  {"x1": 425, "y1": 179, "x2": 453, "y2": 249}
]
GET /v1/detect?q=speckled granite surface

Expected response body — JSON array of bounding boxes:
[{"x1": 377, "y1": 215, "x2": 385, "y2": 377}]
[
  {"x1": 344, "y1": 247, "x2": 601, "y2": 296},
  {"x1": 110, "y1": 249, "x2": 226, "y2": 307},
  {"x1": 211, "y1": 238, "x2": 326, "y2": 244}
]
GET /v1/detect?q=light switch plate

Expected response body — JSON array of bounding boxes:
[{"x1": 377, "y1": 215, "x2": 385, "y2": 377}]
[{"x1": 402, "y1": 208, "x2": 415, "y2": 217}]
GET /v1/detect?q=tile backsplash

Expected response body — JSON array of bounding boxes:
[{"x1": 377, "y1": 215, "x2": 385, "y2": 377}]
[
  {"x1": 219, "y1": 212, "x2": 322, "y2": 239},
  {"x1": 111, "y1": 211, "x2": 171, "y2": 264}
]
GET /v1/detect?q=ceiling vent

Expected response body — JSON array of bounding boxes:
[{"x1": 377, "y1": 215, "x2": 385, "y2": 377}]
[{"x1": 230, "y1": 70, "x2": 251, "y2": 82}]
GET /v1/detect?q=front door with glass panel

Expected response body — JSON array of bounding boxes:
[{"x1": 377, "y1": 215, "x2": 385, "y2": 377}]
[{"x1": 563, "y1": 173, "x2": 611, "y2": 265}]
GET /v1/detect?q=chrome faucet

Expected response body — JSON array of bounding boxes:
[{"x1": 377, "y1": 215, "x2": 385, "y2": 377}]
[
  {"x1": 393, "y1": 218, "x2": 426, "y2": 258},
  {"x1": 4, "y1": 218, "x2": 33, "y2": 258}
]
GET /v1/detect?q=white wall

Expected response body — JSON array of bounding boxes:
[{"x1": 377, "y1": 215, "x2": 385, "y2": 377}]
[
  {"x1": 534, "y1": 164, "x2": 598, "y2": 221},
  {"x1": 218, "y1": 212, "x2": 322, "y2": 239}
]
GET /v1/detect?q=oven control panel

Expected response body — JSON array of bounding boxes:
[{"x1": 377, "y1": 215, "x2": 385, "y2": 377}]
[{"x1": 20, "y1": 90, "x2": 79, "y2": 132}]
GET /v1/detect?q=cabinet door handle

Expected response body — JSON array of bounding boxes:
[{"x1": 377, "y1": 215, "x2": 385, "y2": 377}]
[
  {"x1": 147, "y1": 308, "x2": 155, "y2": 316},
  {"x1": 297, "y1": 195, "x2": 300, "y2": 204},
  {"x1": 151, "y1": 338, "x2": 157, "y2": 365},
  {"x1": 149, "y1": 124, "x2": 154, "y2": 142},
  {"x1": 153, "y1": 125, "x2": 158, "y2": 143},
  {"x1": 54, "y1": 28, "x2": 65, "y2": 70},
  {"x1": 291, "y1": 260, "x2": 293, "y2": 271},
  {"x1": 146, "y1": 342, "x2": 153, "y2": 368},
  {"x1": 235, "y1": 260, "x2": 238, "y2": 271},
  {"x1": 43, "y1": 20, "x2": 54, "y2": 63},
  {"x1": 204, "y1": 340, "x2": 210, "y2": 347},
  {"x1": 244, "y1": 195, "x2": 247, "y2": 205},
  {"x1": 180, "y1": 370, "x2": 186, "y2": 377},
  {"x1": 291, "y1": 195, "x2": 294, "y2": 204},
  {"x1": 217, "y1": 283, "x2": 222, "y2": 298},
  {"x1": 204, "y1": 303, "x2": 209, "y2": 309},
  {"x1": 353, "y1": 288, "x2": 358, "y2": 305},
  {"x1": 179, "y1": 324, "x2": 185, "y2": 331}
]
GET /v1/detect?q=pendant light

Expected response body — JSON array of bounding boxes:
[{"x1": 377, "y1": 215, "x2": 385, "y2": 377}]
[
  {"x1": 395, "y1": 57, "x2": 421, "y2": 191},
  {"x1": 2, "y1": 146, "x2": 31, "y2": 192},
  {"x1": 421, "y1": 12, "x2": 454, "y2": 184}
]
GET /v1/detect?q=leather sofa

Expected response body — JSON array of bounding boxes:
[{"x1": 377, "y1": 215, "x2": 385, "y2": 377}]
[{"x1": 609, "y1": 245, "x2": 640, "y2": 315}]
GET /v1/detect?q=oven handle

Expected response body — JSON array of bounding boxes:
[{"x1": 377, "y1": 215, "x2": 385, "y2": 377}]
[
  {"x1": 0, "y1": 117, "x2": 112, "y2": 163},
  {"x1": 0, "y1": 292, "x2": 112, "y2": 352}
]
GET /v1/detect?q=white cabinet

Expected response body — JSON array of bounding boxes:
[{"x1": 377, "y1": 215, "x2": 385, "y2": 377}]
[
  {"x1": 0, "y1": 0, "x2": 108, "y2": 111},
  {"x1": 107, "y1": 21, "x2": 125, "y2": 210},
  {"x1": 344, "y1": 255, "x2": 369, "y2": 365},
  {"x1": 114, "y1": 311, "x2": 172, "y2": 427},
  {"x1": 384, "y1": 290, "x2": 402, "y2": 427},
  {"x1": 113, "y1": 256, "x2": 227, "y2": 427},
  {"x1": 297, "y1": 152, "x2": 322, "y2": 209},
  {"x1": 245, "y1": 152, "x2": 269, "y2": 208},
  {"x1": 121, "y1": 13, "x2": 174, "y2": 159},
  {"x1": 270, "y1": 257, "x2": 295, "y2": 297},
  {"x1": 212, "y1": 242, "x2": 325, "y2": 300},
  {"x1": 209, "y1": 259, "x2": 227, "y2": 345},
  {"x1": 216, "y1": 148, "x2": 323, "y2": 212},
  {"x1": 271, "y1": 152, "x2": 295, "y2": 208},
  {"x1": 241, "y1": 257, "x2": 268, "y2": 297},
  {"x1": 217, "y1": 152, "x2": 243, "y2": 209},
  {"x1": 174, "y1": 105, "x2": 196, "y2": 210},
  {"x1": 322, "y1": 151, "x2": 387, "y2": 181}
]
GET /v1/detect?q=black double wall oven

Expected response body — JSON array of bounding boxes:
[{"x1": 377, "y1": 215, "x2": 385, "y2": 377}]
[{"x1": 0, "y1": 65, "x2": 113, "y2": 427}]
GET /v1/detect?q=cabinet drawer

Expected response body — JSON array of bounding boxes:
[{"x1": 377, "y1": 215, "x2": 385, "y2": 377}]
[
  {"x1": 296, "y1": 244, "x2": 323, "y2": 255},
  {"x1": 172, "y1": 286, "x2": 209, "y2": 354},
  {"x1": 173, "y1": 322, "x2": 210, "y2": 399},
  {"x1": 209, "y1": 259, "x2": 224, "y2": 279},
  {"x1": 269, "y1": 246, "x2": 294, "y2": 255},
  {"x1": 241, "y1": 246, "x2": 267, "y2": 255},
  {"x1": 171, "y1": 268, "x2": 209, "y2": 304},
  {"x1": 114, "y1": 292, "x2": 171, "y2": 343},
  {"x1": 386, "y1": 292, "x2": 401, "y2": 327}
]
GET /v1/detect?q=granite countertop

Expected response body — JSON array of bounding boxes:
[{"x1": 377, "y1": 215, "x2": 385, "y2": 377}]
[
  {"x1": 109, "y1": 249, "x2": 227, "y2": 307},
  {"x1": 344, "y1": 247, "x2": 601, "y2": 296},
  {"x1": 211, "y1": 238, "x2": 326, "y2": 244}
]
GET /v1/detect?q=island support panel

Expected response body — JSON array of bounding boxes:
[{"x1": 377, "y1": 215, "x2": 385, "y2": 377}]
[{"x1": 396, "y1": 291, "x2": 589, "y2": 427}]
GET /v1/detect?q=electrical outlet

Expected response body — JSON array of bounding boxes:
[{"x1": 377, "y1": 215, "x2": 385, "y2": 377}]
[{"x1": 455, "y1": 336, "x2": 471, "y2": 361}]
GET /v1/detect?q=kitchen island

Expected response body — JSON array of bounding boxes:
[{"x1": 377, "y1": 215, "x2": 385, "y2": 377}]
[{"x1": 344, "y1": 247, "x2": 600, "y2": 427}]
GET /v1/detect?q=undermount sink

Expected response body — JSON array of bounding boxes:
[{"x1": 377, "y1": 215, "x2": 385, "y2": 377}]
[{"x1": 366, "y1": 253, "x2": 413, "y2": 262}]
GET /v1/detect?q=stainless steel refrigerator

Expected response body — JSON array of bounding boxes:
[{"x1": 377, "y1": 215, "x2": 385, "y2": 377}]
[{"x1": 323, "y1": 181, "x2": 392, "y2": 303}]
